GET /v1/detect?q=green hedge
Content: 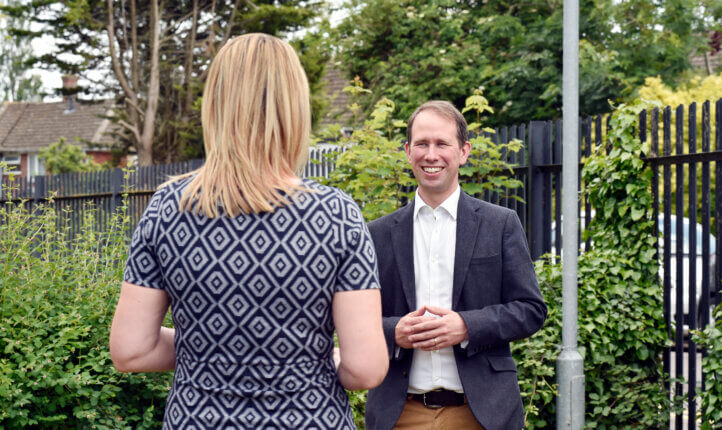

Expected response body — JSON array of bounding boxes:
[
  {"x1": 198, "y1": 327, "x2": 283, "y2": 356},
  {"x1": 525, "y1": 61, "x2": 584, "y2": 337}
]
[{"x1": 0, "y1": 192, "x2": 171, "y2": 428}]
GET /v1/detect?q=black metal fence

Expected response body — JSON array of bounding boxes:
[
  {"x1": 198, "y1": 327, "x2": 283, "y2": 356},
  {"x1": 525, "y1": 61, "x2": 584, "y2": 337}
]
[
  {"x1": 2, "y1": 99, "x2": 720, "y2": 428},
  {"x1": 517, "y1": 99, "x2": 722, "y2": 430}
]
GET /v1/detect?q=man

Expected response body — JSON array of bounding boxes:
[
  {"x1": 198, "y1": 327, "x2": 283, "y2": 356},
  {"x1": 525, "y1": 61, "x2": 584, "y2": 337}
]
[{"x1": 365, "y1": 101, "x2": 547, "y2": 430}]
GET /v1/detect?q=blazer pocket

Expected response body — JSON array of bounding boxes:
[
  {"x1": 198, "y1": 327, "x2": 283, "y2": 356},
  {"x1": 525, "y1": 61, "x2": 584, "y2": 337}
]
[
  {"x1": 487, "y1": 355, "x2": 518, "y2": 373},
  {"x1": 469, "y1": 254, "x2": 501, "y2": 265}
]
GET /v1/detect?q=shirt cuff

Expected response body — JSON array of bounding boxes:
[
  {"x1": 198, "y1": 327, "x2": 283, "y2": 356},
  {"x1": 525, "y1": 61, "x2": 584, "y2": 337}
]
[{"x1": 460, "y1": 340, "x2": 469, "y2": 349}]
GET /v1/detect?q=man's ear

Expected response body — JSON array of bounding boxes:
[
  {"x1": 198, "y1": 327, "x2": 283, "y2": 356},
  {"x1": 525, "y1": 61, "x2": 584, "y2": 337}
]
[
  {"x1": 460, "y1": 141, "x2": 471, "y2": 164},
  {"x1": 404, "y1": 142, "x2": 412, "y2": 161}
]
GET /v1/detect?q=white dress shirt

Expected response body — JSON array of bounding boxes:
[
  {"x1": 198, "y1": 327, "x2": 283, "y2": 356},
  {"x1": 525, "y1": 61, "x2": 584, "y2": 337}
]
[{"x1": 407, "y1": 185, "x2": 464, "y2": 394}]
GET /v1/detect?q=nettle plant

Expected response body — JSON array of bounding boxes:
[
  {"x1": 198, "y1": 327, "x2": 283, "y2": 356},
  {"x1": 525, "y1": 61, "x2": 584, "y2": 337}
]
[
  {"x1": 0, "y1": 177, "x2": 171, "y2": 428},
  {"x1": 513, "y1": 100, "x2": 672, "y2": 429},
  {"x1": 460, "y1": 89, "x2": 524, "y2": 199}
]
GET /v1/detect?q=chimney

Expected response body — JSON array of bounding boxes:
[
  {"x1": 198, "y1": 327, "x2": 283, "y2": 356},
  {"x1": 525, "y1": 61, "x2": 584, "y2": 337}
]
[{"x1": 62, "y1": 74, "x2": 77, "y2": 113}]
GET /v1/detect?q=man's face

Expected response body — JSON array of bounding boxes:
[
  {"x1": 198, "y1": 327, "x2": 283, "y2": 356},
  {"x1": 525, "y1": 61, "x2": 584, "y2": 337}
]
[{"x1": 405, "y1": 110, "x2": 471, "y2": 206}]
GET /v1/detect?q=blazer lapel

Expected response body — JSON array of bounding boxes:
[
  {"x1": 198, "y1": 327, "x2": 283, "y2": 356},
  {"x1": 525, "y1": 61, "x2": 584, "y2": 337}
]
[
  {"x1": 390, "y1": 203, "x2": 416, "y2": 311},
  {"x1": 453, "y1": 192, "x2": 481, "y2": 309}
]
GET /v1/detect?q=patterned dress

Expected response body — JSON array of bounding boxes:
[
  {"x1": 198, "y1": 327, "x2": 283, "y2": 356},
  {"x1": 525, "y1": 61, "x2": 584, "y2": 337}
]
[{"x1": 124, "y1": 178, "x2": 380, "y2": 429}]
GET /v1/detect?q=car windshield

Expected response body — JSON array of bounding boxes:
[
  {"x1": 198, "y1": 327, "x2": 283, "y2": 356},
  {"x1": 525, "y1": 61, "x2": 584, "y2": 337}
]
[{"x1": 660, "y1": 215, "x2": 716, "y2": 255}]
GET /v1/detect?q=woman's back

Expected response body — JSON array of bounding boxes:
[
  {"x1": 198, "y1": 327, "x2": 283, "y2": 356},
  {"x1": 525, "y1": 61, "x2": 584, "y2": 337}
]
[{"x1": 124, "y1": 177, "x2": 379, "y2": 428}]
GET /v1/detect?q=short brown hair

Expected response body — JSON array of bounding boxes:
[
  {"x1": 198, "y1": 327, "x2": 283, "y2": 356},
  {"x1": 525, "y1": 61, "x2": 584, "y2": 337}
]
[{"x1": 406, "y1": 100, "x2": 468, "y2": 147}]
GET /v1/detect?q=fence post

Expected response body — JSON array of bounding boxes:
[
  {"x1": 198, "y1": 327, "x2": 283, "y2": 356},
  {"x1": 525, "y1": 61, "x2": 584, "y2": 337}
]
[
  {"x1": 111, "y1": 167, "x2": 123, "y2": 214},
  {"x1": 528, "y1": 121, "x2": 548, "y2": 260},
  {"x1": 33, "y1": 175, "x2": 46, "y2": 212}
]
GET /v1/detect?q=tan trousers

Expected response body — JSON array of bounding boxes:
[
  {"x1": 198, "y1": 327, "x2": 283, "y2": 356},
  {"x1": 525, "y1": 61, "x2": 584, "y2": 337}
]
[{"x1": 393, "y1": 397, "x2": 485, "y2": 430}]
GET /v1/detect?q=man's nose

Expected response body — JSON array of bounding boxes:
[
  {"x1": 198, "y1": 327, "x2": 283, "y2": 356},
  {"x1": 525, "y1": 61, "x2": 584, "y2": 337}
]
[{"x1": 424, "y1": 145, "x2": 439, "y2": 160}]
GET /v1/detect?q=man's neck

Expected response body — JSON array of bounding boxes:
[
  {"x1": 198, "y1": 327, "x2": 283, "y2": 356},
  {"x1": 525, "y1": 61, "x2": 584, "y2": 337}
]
[{"x1": 417, "y1": 186, "x2": 458, "y2": 210}]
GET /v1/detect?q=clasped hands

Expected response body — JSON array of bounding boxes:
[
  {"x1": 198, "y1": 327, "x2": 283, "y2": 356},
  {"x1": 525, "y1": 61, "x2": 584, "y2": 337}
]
[{"x1": 395, "y1": 305, "x2": 468, "y2": 351}]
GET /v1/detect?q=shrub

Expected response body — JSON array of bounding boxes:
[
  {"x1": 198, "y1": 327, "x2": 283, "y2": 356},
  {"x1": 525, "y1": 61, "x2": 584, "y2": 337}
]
[
  {"x1": 0, "y1": 182, "x2": 171, "y2": 428},
  {"x1": 513, "y1": 100, "x2": 673, "y2": 428},
  {"x1": 38, "y1": 137, "x2": 104, "y2": 174}
]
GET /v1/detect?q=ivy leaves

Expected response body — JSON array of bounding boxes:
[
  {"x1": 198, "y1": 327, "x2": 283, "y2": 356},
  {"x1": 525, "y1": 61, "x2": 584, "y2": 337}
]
[{"x1": 514, "y1": 100, "x2": 672, "y2": 428}]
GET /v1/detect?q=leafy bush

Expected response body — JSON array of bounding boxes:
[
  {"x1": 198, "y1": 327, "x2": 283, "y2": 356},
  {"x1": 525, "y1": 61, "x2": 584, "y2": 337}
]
[
  {"x1": 511, "y1": 259, "x2": 561, "y2": 429},
  {"x1": 512, "y1": 100, "x2": 673, "y2": 428},
  {"x1": 693, "y1": 304, "x2": 722, "y2": 429},
  {"x1": 0, "y1": 181, "x2": 171, "y2": 428},
  {"x1": 38, "y1": 137, "x2": 104, "y2": 174}
]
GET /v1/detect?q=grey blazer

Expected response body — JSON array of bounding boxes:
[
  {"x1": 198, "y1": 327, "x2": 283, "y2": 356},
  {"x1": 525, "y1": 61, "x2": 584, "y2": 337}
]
[{"x1": 364, "y1": 191, "x2": 547, "y2": 430}]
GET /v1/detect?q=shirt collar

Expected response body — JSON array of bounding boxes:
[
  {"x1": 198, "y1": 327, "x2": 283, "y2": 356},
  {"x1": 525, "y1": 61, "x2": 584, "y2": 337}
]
[{"x1": 413, "y1": 185, "x2": 461, "y2": 220}]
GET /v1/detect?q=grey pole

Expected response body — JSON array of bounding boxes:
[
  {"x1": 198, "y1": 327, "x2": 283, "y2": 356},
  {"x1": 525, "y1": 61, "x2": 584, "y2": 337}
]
[{"x1": 557, "y1": 0, "x2": 585, "y2": 428}]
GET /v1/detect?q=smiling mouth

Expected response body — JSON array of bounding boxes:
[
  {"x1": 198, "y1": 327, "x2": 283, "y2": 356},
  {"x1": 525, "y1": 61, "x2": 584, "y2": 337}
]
[{"x1": 422, "y1": 167, "x2": 442, "y2": 173}]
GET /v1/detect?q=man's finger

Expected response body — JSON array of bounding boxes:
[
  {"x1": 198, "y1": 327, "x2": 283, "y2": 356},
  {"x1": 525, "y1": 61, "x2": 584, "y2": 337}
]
[
  {"x1": 410, "y1": 318, "x2": 445, "y2": 332},
  {"x1": 409, "y1": 328, "x2": 444, "y2": 343},
  {"x1": 406, "y1": 315, "x2": 436, "y2": 325},
  {"x1": 423, "y1": 305, "x2": 452, "y2": 316},
  {"x1": 414, "y1": 336, "x2": 445, "y2": 350},
  {"x1": 408, "y1": 307, "x2": 426, "y2": 317}
]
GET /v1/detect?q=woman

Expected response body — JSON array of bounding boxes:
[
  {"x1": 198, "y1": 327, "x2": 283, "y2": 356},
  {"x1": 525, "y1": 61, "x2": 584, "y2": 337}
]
[{"x1": 110, "y1": 33, "x2": 388, "y2": 428}]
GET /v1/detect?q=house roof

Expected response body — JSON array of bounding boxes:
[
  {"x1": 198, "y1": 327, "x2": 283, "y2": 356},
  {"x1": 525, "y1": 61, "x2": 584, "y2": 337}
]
[
  {"x1": 0, "y1": 99, "x2": 115, "y2": 153},
  {"x1": 319, "y1": 64, "x2": 353, "y2": 128}
]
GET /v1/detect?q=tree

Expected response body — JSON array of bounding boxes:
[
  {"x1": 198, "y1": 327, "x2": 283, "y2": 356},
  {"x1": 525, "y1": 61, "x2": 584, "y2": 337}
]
[
  {"x1": 38, "y1": 138, "x2": 102, "y2": 174},
  {"x1": 334, "y1": 0, "x2": 713, "y2": 126},
  {"x1": 1, "y1": 0, "x2": 327, "y2": 165},
  {"x1": 0, "y1": 0, "x2": 43, "y2": 101}
]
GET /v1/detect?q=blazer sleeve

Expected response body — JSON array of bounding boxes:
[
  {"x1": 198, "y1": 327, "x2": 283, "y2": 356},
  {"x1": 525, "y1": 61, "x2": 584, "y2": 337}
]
[
  {"x1": 369, "y1": 217, "x2": 411, "y2": 361},
  {"x1": 457, "y1": 210, "x2": 547, "y2": 357}
]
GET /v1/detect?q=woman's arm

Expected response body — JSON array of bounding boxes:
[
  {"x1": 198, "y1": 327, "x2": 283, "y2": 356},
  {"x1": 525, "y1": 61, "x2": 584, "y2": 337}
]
[
  {"x1": 333, "y1": 289, "x2": 388, "y2": 390},
  {"x1": 109, "y1": 281, "x2": 175, "y2": 372}
]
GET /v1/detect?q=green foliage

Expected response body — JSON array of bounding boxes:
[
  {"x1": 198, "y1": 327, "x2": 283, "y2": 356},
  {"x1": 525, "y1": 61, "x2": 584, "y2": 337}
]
[
  {"x1": 460, "y1": 89, "x2": 524, "y2": 198},
  {"x1": 335, "y1": 0, "x2": 711, "y2": 126},
  {"x1": 511, "y1": 259, "x2": 561, "y2": 429},
  {"x1": 514, "y1": 100, "x2": 673, "y2": 428},
  {"x1": 581, "y1": 100, "x2": 671, "y2": 427},
  {"x1": 316, "y1": 93, "x2": 415, "y2": 222},
  {"x1": 0, "y1": 178, "x2": 171, "y2": 428},
  {"x1": 692, "y1": 304, "x2": 722, "y2": 429},
  {"x1": 38, "y1": 137, "x2": 104, "y2": 174},
  {"x1": 0, "y1": 0, "x2": 44, "y2": 102}
]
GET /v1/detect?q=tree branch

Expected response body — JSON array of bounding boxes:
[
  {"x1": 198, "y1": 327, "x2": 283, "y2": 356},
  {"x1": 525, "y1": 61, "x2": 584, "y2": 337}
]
[
  {"x1": 106, "y1": 0, "x2": 135, "y2": 103},
  {"x1": 117, "y1": 119, "x2": 141, "y2": 143}
]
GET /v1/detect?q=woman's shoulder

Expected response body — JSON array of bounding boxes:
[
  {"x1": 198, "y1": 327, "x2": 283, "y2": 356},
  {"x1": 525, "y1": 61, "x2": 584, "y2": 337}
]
[
  {"x1": 144, "y1": 175, "x2": 194, "y2": 212},
  {"x1": 300, "y1": 179, "x2": 359, "y2": 207}
]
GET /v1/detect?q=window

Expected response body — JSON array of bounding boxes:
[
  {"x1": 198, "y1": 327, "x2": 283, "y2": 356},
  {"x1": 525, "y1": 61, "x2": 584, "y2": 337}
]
[{"x1": 1, "y1": 153, "x2": 21, "y2": 165}]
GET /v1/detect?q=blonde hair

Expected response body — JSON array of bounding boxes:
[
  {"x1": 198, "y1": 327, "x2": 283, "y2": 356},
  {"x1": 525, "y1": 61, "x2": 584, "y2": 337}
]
[{"x1": 175, "y1": 33, "x2": 311, "y2": 217}]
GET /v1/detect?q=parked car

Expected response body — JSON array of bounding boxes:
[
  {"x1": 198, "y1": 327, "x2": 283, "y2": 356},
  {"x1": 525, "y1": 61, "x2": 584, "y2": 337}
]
[
  {"x1": 662, "y1": 214, "x2": 717, "y2": 332},
  {"x1": 550, "y1": 213, "x2": 717, "y2": 333}
]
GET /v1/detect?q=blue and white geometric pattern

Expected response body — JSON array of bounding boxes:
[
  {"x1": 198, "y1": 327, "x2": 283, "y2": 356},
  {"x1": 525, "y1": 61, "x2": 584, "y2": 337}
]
[{"x1": 124, "y1": 178, "x2": 380, "y2": 429}]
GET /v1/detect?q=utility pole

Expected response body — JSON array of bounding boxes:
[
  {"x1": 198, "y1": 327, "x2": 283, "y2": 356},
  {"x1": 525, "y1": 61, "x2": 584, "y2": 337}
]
[{"x1": 557, "y1": 0, "x2": 584, "y2": 428}]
